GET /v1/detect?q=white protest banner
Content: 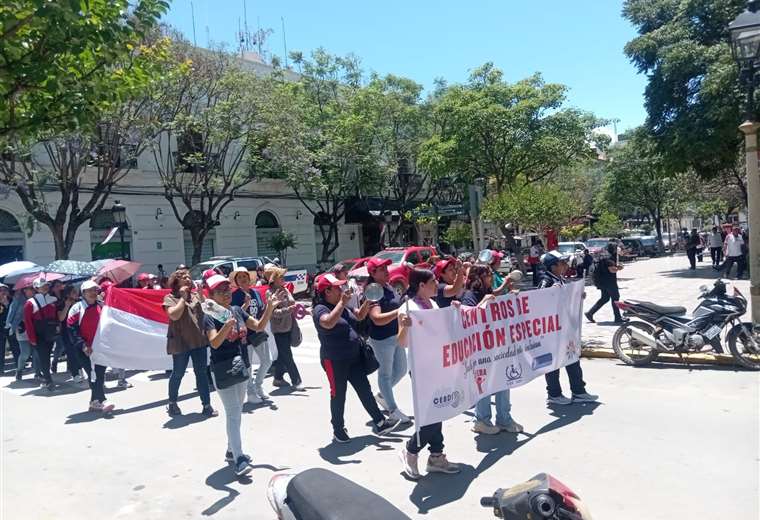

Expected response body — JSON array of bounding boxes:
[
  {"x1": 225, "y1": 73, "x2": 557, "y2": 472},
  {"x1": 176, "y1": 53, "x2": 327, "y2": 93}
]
[{"x1": 407, "y1": 282, "x2": 584, "y2": 428}]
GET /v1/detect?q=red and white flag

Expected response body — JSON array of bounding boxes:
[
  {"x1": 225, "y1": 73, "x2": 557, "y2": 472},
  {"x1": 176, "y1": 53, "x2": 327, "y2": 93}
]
[{"x1": 92, "y1": 288, "x2": 173, "y2": 370}]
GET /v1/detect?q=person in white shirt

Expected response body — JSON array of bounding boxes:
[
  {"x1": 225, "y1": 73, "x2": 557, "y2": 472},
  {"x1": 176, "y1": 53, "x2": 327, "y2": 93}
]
[
  {"x1": 722, "y1": 226, "x2": 746, "y2": 279},
  {"x1": 708, "y1": 226, "x2": 724, "y2": 269}
]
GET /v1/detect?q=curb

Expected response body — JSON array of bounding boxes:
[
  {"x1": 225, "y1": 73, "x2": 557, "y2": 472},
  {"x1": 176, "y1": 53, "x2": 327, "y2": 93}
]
[{"x1": 581, "y1": 347, "x2": 740, "y2": 367}]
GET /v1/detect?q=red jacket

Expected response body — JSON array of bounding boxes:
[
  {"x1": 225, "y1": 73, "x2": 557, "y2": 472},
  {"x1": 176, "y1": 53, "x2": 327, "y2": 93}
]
[
  {"x1": 66, "y1": 299, "x2": 103, "y2": 349},
  {"x1": 22, "y1": 294, "x2": 58, "y2": 345}
]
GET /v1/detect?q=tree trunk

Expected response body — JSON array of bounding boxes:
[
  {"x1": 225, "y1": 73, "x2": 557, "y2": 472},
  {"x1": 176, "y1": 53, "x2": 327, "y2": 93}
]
[
  {"x1": 190, "y1": 227, "x2": 209, "y2": 266},
  {"x1": 500, "y1": 224, "x2": 525, "y2": 273},
  {"x1": 653, "y1": 210, "x2": 663, "y2": 250},
  {"x1": 50, "y1": 222, "x2": 69, "y2": 260},
  {"x1": 319, "y1": 222, "x2": 340, "y2": 264}
]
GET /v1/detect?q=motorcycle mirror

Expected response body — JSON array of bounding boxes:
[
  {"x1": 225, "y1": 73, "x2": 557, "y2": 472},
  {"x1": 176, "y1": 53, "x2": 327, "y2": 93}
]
[
  {"x1": 698, "y1": 285, "x2": 708, "y2": 293},
  {"x1": 507, "y1": 270, "x2": 523, "y2": 282},
  {"x1": 478, "y1": 249, "x2": 494, "y2": 264},
  {"x1": 364, "y1": 283, "x2": 384, "y2": 302}
]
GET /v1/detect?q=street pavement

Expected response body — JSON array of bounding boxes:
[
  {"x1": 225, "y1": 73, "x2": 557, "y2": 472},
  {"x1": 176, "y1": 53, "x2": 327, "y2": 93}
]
[{"x1": 2, "y1": 255, "x2": 758, "y2": 520}]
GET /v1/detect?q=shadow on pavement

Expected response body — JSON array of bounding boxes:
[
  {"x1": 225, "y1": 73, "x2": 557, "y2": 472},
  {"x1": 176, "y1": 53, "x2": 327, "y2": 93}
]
[
  {"x1": 318, "y1": 434, "x2": 403, "y2": 465},
  {"x1": 242, "y1": 401, "x2": 278, "y2": 413},
  {"x1": 658, "y1": 266, "x2": 725, "y2": 280},
  {"x1": 163, "y1": 412, "x2": 208, "y2": 429},
  {"x1": 202, "y1": 462, "x2": 288, "y2": 516},
  {"x1": 408, "y1": 463, "x2": 478, "y2": 514},
  {"x1": 536, "y1": 402, "x2": 601, "y2": 436}
]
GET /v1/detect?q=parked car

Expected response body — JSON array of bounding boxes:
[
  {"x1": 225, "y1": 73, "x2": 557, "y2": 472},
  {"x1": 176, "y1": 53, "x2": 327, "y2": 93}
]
[
  {"x1": 585, "y1": 238, "x2": 613, "y2": 259},
  {"x1": 637, "y1": 235, "x2": 661, "y2": 256},
  {"x1": 348, "y1": 246, "x2": 438, "y2": 296},
  {"x1": 190, "y1": 256, "x2": 310, "y2": 296},
  {"x1": 556, "y1": 241, "x2": 586, "y2": 266}
]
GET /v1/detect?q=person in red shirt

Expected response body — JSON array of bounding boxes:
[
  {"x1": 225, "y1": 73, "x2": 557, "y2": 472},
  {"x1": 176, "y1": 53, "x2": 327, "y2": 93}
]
[
  {"x1": 67, "y1": 280, "x2": 114, "y2": 413},
  {"x1": 23, "y1": 277, "x2": 59, "y2": 391}
]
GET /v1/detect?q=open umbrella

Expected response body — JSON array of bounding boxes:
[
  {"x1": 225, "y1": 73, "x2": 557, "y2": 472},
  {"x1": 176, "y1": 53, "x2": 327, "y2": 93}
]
[
  {"x1": 96, "y1": 259, "x2": 142, "y2": 285},
  {"x1": 13, "y1": 271, "x2": 65, "y2": 290},
  {"x1": 44, "y1": 260, "x2": 99, "y2": 277},
  {"x1": 0, "y1": 261, "x2": 38, "y2": 279}
]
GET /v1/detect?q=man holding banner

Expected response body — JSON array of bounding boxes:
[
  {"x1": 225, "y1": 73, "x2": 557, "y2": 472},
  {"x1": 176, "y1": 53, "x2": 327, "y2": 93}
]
[{"x1": 538, "y1": 251, "x2": 598, "y2": 406}]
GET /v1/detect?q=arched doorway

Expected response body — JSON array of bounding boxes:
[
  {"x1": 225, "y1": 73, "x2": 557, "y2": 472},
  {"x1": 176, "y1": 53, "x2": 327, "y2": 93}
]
[
  {"x1": 91, "y1": 209, "x2": 132, "y2": 260},
  {"x1": 256, "y1": 210, "x2": 280, "y2": 259},
  {"x1": 183, "y1": 210, "x2": 216, "y2": 265},
  {"x1": 0, "y1": 209, "x2": 24, "y2": 263}
]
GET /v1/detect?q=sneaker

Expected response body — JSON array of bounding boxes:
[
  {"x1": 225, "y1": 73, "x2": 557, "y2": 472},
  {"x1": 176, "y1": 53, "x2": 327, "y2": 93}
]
[
  {"x1": 292, "y1": 381, "x2": 305, "y2": 391},
  {"x1": 117, "y1": 379, "x2": 133, "y2": 388},
  {"x1": 272, "y1": 379, "x2": 288, "y2": 387},
  {"x1": 399, "y1": 448, "x2": 421, "y2": 479},
  {"x1": 101, "y1": 400, "x2": 115, "y2": 413},
  {"x1": 333, "y1": 428, "x2": 351, "y2": 444},
  {"x1": 547, "y1": 395, "x2": 573, "y2": 406},
  {"x1": 389, "y1": 408, "x2": 412, "y2": 423},
  {"x1": 247, "y1": 393, "x2": 263, "y2": 404},
  {"x1": 89, "y1": 400, "x2": 104, "y2": 412},
  {"x1": 572, "y1": 392, "x2": 599, "y2": 403},
  {"x1": 472, "y1": 420, "x2": 500, "y2": 435},
  {"x1": 46, "y1": 382, "x2": 55, "y2": 392},
  {"x1": 254, "y1": 386, "x2": 269, "y2": 400},
  {"x1": 426, "y1": 453, "x2": 460, "y2": 474},
  {"x1": 225, "y1": 451, "x2": 251, "y2": 463},
  {"x1": 497, "y1": 418, "x2": 524, "y2": 433},
  {"x1": 167, "y1": 402, "x2": 182, "y2": 416},
  {"x1": 234, "y1": 456, "x2": 253, "y2": 477},
  {"x1": 375, "y1": 393, "x2": 389, "y2": 412},
  {"x1": 72, "y1": 374, "x2": 84, "y2": 384},
  {"x1": 202, "y1": 405, "x2": 219, "y2": 417},
  {"x1": 374, "y1": 417, "x2": 400, "y2": 435},
  {"x1": 584, "y1": 311, "x2": 595, "y2": 323}
]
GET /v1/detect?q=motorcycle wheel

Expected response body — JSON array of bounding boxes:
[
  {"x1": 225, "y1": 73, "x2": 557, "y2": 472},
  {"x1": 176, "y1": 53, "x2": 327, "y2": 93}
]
[
  {"x1": 727, "y1": 322, "x2": 760, "y2": 371},
  {"x1": 612, "y1": 321, "x2": 658, "y2": 366}
]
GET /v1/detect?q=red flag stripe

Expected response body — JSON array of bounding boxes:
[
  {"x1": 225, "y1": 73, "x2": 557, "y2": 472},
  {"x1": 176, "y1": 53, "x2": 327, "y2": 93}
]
[{"x1": 105, "y1": 287, "x2": 170, "y2": 324}]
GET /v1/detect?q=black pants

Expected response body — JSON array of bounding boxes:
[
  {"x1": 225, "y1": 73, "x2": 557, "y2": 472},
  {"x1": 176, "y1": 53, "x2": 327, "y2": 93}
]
[
  {"x1": 686, "y1": 248, "x2": 697, "y2": 269},
  {"x1": 576, "y1": 267, "x2": 585, "y2": 279},
  {"x1": 723, "y1": 255, "x2": 746, "y2": 278},
  {"x1": 34, "y1": 339, "x2": 53, "y2": 384},
  {"x1": 532, "y1": 266, "x2": 540, "y2": 287},
  {"x1": 321, "y1": 356, "x2": 384, "y2": 432},
  {"x1": 588, "y1": 285, "x2": 622, "y2": 321},
  {"x1": 273, "y1": 332, "x2": 301, "y2": 384},
  {"x1": 407, "y1": 422, "x2": 444, "y2": 455},
  {"x1": 710, "y1": 247, "x2": 723, "y2": 267},
  {"x1": 545, "y1": 361, "x2": 586, "y2": 398},
  {"x1": 75, "y1": 349, "x2": 106, "y2": 402}
]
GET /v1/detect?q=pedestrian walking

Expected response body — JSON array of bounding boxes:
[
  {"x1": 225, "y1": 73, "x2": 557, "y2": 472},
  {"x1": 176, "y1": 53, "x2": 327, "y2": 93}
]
[
  {"x1": 722, "y1": 225, "x2": 746, "y2": 279},
  {"x1": 203, "y1": 274, "x2": 279, "y2": 477},
  {"x1": 312, "y1": 273, "x2": 399, "y2": 443},
  {"x1": 585, "y1": 242, "x2": 627, "y2": 324},
  {"x1": 709, "y1": 226, "x2": 724, "y2": 269},
  {"x1": 433, "y1": 257, "x2": 467, "y2": 308},
  {"x1": 8, "y1": 285, "x2": 34, "y2": 381},
  {"x1": 265, "y1": 265, "x2": 304, "y2": 390},
  {"x1": 686, "y1": 229, "x2": 700, "y2": 270},
  {"x1": 577, "y1": 248, "x2": 593, "y2": 279},
  {"x1": 462, "y1": 264, "x2": 523, "y2": 435},
  {"x1": 163, "y1": 268, "x2": 217, "y2": 418},
  {"x1": 538, "y1": 252, "x2": 599, "y2": 405},
  {"x1": 0, "y1": 284, "x2": 13, "y2": 374},
  {"x1": 397, "y1": 268, "x2": 461, "y2": 479},
  {"x1": 67, "y1": 280, "x2": 115, "y2": 413},
  {"x1": 366, "y1": 257, "x2": 411, "y2": 424},
  {"x1": 229, "y1": 267, "x2": 271, "y2": 404},
  {"x1": 528, "y1": 240, "x2": 544, "y2": 287},
  {"x1": 23, "y1": 277, "x2": 59, "y2": 391},
  {"x1": 54, "y1": 285, "x2": 85, "y2": 383}
]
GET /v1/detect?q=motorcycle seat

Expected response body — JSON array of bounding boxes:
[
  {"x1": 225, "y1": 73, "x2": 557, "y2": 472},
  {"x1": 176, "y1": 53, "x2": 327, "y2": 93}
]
[
  {"x1": 634, "y1": 301, "x2": 687, "y2": 315},
  {"x1": 286, "y1": 468, "x2": 411, "y2": 520}
]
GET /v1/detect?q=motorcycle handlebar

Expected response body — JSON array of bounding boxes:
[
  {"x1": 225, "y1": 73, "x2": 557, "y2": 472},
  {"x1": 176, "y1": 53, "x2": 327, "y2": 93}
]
[{"x1": 480, "y1": 496, "x2": 496, "y2": 508}]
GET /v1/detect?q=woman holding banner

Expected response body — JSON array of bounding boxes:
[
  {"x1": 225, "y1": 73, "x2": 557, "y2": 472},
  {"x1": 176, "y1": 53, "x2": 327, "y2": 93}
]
[
  {"x1": 367, "y1": 257, "x2": 411, "y2": 424},
  {"x1": 203, "y1": 274, "x2": 280, "y2": 476},
  {"x1": 433, "y1": 257, "x2": 468, "y2": 308},
  {"x1": 312, "y1": 274, "x2": 399, "y2": 443},
  {"x1": 164, "y1": 269, "x2": 217, "y2": 418},
  {"x1": 397, "y1": 268, "x2": 461, "y2": 479},
  {"x1": 538, "y1": 252, "x2": 599, "y2": 406},
  {"x1": 461, "y1": 265, "x2": 523, "y2": 435}
]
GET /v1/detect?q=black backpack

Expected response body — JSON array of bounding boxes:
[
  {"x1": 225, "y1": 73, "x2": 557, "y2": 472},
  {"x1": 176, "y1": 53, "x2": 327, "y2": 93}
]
[{"x1": 590, "y1": 260, "x2": 604, "y2": 287}]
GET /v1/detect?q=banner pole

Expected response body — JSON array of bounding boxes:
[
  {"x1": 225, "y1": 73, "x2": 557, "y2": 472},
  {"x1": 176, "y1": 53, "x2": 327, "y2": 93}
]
[{"x1": 405, "y1": 296, "x2": 422, "y2": 437}]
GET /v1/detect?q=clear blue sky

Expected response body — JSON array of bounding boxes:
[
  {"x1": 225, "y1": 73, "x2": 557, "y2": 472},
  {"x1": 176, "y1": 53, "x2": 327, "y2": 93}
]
[{"x1": 164, "y1": 0, "x2": 647, "y2": 134}]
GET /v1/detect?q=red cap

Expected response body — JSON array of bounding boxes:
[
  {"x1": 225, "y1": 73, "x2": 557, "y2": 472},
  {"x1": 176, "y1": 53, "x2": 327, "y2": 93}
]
[
  {"x1": 315, "y1": 273, "x2": 347, "y2": 293},
  {"x1": 202, "y1": 269, "x2": 217, "y2": 280},
  {"x1": 206, "y1": 274, "x2": 230, "y2": 291},
  {"x1": 367, "y1": 257, "x2": 392, "y2": 272},
  {"x1": 491, "y1": 250, "x2": 504, "y2": 263},
  {"x1": 137, "y1": 272, "x2": 151, "y2": 282},
  {"x1": 433, "y1": 258, "x2": 456, "y2": 278}
]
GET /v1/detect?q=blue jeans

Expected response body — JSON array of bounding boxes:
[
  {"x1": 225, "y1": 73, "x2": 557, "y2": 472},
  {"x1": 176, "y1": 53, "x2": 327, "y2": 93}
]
[
  {"x1": 247, "y1": 342, "x2": 272, "y2": 394},
  {"x1": 475, "y1": 389, "x2": 512, "y2": 426},
  {"x1": 16, "y1": 339, "x2": 38, "y2": 375},
  {"x1": 369, "y1": 335, "x2": 407, "y2": 412},
  {"x1": 214, "y1": 379, "x2": 246, "y2": 461},
  {"x1": 168, "y1": 347, "x2": 211, "y2": 406}
]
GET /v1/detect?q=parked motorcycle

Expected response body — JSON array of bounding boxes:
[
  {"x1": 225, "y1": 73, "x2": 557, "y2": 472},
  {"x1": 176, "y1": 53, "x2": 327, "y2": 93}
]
[
  {"x1": 267, "y1": 468, "x2": 592, "y2": 519},
  {"x1": 611, "y1": 280, "x2": 760, "y2": 370}
]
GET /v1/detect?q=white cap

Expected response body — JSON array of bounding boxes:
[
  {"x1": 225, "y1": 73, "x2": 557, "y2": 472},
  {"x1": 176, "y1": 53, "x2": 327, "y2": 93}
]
[
  {"x1": 80, "y1": 280, "x2": 99, "y2": 292},
  {"x1": 206, "y1": 274, "x2": 230, "y2": 291},
  {"x1": 32, "y1": 276, "x2": 49, "y2": 289}
]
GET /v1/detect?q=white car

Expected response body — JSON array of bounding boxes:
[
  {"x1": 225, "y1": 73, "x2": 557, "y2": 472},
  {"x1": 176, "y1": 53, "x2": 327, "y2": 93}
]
[
  {"x1": 190, "y1": 256, "x2": 310, "y2": 295},
  {"x1": 556, "y1": 242, "x2": 586, "y2": 267}
]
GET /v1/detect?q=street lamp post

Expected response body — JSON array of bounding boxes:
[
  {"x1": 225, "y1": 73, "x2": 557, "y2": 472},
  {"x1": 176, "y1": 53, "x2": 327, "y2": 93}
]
[
  {"x1": 111, "y1": 200, "x2": 128, "y2": 260},
  {"x1": 730, "y1": 1, "x2": 760, "y2": 328}
]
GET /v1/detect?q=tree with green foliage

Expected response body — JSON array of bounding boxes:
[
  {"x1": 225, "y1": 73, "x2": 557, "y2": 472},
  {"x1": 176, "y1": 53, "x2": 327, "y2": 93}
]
[
  {"x1": 593, "y1": 211, "x2": 624, "y2": 237},
  {"x1": 623, "y1": 0, "x2": 747, "y2": 177},
  {"x1": 270, "y1": 231, "x2": 297, "y2": 265},
  {"x1": 264, "y1": 49, "x2": 386, "y2": 263},
  {"x1": 442, "y1": 221, "x2": 472, "y2": 250},
  {"x1": 1, "y1": 0, "x2": 169, "y2": 140}
]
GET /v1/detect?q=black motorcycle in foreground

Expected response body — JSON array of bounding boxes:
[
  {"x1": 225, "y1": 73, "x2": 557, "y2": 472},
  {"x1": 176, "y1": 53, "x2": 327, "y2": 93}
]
[
  {"x1": 267, "y1": 468, "x2": 592, "y2": 519},
  {"x1": 611, "y1": 280, "x2": 760, "y2": 370}
]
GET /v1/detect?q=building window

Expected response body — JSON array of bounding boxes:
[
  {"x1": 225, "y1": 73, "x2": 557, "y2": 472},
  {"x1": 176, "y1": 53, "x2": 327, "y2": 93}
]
[
  {"x1": 256, "y1": 210, "x2": 280, "y2": 259},
  {"x1": 90, "y1": 208, "x2": 131, "y2": 260},
  {"x1": 0, "y1": 209, "x2": 24, "y2": 263}
]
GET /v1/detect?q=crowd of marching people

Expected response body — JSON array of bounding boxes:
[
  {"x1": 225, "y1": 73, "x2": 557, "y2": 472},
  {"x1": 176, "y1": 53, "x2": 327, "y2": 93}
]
[{"x1": 1, "y1": 245, "x2": 604, "y2": 480}]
